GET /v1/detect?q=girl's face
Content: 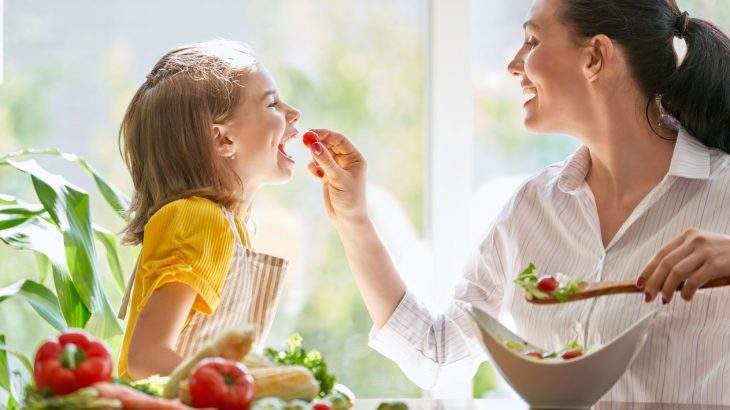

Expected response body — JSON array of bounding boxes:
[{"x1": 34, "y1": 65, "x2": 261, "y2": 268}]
[
  {"x1": 215, "y1": 65, "x2": 301, "y2": 186},
  {"x1": 506, "y1": 0, "x2": 591, "y2": 134}
]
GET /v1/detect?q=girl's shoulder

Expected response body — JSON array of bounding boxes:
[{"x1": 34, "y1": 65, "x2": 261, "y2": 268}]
[
  {"x1": 143, "y1": 196, "x2": 233, "y2": 244},
  {"x1": 135, "y1": 196, "x2": 238, "y2": 316},
  {"x1": 147, "y1": 196, "x2": 228, "y2": 227}
]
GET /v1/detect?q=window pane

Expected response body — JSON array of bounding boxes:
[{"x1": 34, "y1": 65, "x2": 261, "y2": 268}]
[{"x1": 472, "y1": 0, "x2": 578, "y2": 246}]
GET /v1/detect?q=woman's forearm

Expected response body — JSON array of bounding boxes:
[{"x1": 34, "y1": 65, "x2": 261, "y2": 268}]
[{"x1": 334, "y1": 217, "x2": 407, "y2": 328}]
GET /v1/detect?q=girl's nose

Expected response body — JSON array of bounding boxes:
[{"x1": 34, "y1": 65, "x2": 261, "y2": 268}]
[{"x1": 287, "y1": 105, "x2": 301, "y2": 124}]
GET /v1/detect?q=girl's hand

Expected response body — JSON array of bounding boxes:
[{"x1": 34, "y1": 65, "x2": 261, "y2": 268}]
[
  {"x1": 638, "y1": 229, "x2": 730, "y2": 303},
  {"x1": 306, "y1": 129, "x2": 368, "y2": 225}
]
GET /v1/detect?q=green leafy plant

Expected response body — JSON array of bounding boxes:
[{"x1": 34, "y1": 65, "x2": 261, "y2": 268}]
[
  {"x1": 0, "y1": 148, "x2": 130, "y2": 407},
  {"x1": 265, "y1": 333, "x2": 336, "y2": 398}
]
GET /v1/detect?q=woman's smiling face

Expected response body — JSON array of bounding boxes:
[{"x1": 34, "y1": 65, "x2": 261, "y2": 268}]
[{"x1": 507, "y1": 0, "x2": 591, "y2": 134}]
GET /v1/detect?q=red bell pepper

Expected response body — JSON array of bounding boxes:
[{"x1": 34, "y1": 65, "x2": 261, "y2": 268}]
[{"x1": 33, "y1": 331, "x2": 113, "y2": 395}]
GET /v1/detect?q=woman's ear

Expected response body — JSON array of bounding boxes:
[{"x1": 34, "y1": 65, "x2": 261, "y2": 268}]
[
  {"x1": 583, "y1": 34, "x2": 614, "y2": 82},
  {"x1": 211, "y1": 124, "x2": 236, "y2": 159}
]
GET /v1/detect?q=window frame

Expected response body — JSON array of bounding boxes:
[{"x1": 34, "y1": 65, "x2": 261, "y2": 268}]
[
  {"x1": 1, "y1": 0, "x2": 4, "y2": 84},
  {"x1": 424, "y1": 0, "x2": 475, "y2": 398}
]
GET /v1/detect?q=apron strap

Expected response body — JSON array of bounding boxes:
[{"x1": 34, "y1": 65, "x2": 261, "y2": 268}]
[
  {"x1": 221, "y1": 206, "x2": 247, "y2": 248},
  {"x1": 117, "y1": 255, "x2": 141, "y2": 320}
]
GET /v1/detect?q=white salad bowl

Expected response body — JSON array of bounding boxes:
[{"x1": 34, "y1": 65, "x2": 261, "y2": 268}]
[{"x1": 464, "y1": 304, "x2": 659, "y2": 409}]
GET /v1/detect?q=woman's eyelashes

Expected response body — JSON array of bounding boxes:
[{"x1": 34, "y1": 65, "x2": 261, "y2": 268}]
[
  {"x1": 524, "y1": 36, "x2": 538, "y2": 50},
  {"x1": 268, "y1": 99, "x2": 280, "y2": 108}
]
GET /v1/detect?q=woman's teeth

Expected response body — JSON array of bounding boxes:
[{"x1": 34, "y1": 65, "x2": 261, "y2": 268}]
[{"x1": 523, "y1": 88, "x2": 537, "y2": 104}]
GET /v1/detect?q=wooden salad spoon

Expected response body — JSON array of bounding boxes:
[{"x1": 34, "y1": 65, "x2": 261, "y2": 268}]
[{"x1": 526, "y1": 276, "x2": 730, "y2": 305}]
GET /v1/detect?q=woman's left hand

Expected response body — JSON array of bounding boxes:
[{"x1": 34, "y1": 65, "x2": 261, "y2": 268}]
[{"x1": 638, "y1": 229, "x2": 730, "y2": 303}]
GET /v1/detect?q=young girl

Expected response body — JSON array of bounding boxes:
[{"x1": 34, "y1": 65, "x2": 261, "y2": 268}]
[{"x1": 116, "y1": 39, "x2": 301, "y2": 380}]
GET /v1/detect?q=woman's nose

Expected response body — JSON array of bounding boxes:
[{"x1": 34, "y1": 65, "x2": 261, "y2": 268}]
[{"x1": 507, "y1": 50, "x2": 525, "y2": 77}]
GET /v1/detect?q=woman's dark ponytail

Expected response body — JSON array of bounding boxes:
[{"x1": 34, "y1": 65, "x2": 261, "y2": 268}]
[
  {"x1": 562, "y1": 0, "x2": 730, "y2": 154},
  {"x1": 661, "y1": 16, "x2": 730, "y2": 153}
]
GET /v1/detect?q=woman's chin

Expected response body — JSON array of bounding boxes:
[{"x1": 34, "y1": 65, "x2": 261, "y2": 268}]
[
  {"x1": 523, "y1": 114, "x2": 541, "y2": 131},
  {"x1": 523, "y1": 112, "x2": 553, "y2": 133}
]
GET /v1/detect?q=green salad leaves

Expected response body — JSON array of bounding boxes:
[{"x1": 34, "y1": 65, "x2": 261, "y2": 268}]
[{"x1": 514, "y1": 263, "x2": 582, "y2": 302}]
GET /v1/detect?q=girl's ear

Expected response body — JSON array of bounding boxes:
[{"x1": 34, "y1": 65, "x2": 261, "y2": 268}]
[{"x1": 212, "y1": 124, "x2": 236, "y2": 159}]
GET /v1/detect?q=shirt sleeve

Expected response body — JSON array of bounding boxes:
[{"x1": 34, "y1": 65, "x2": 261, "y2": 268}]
[
  {"x1": 134, "y1": 197, "x2": 236, "y2": 316},
  {"x1": 368, "y1": 197, "x2": 516, "y2": 390}
]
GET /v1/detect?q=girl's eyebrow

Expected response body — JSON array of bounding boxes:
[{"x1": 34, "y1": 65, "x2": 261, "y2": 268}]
[{"x1": 261, "y1": 90, "x2": 278, "y2": 101}]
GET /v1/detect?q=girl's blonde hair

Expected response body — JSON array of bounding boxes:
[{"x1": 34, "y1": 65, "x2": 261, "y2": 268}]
[{"x1": 119, "y1": 39, "x2": 257, "y2": 245}]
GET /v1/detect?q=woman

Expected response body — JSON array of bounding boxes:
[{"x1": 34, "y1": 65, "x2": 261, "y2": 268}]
[{"x1": 303, "y1": 0, "x2": 730, "y2": 404}]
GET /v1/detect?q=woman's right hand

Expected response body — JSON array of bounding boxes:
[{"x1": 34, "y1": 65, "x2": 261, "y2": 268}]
[
  {"x1": 306, "y1": 129, "x2": 368, "y2": 225},
  {"x1": 306, "y1": 129, "x2": 406, "y2": 328}
]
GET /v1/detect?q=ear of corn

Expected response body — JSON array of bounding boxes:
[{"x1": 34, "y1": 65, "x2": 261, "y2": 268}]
[
  {"x1": 244, "y1": 351, "x2": 275, "y2": 369},
  {"x1": 252, "y1": 365, "x2": 320, "y2": 401}
]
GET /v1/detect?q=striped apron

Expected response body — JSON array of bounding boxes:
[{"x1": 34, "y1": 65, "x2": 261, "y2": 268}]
[{"x1": 119, "y1": 206, "x2": 288, "y2": 357}]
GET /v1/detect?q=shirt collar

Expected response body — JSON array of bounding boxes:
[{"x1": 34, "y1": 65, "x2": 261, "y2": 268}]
[
  {"x1": 666, "y1": 127, "x2": 712, "y2": 180},
  {"x1": 557, "y1": 127, "x2": 712, "y2": 194},
  {"x1": 557, "y1": 145, "x2": 591, "y2": 194}
]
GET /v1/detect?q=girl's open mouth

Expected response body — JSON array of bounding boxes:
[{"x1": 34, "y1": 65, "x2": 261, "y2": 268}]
[{"x1": 278, "y1": 143, "x2": 295, "y2": 163}]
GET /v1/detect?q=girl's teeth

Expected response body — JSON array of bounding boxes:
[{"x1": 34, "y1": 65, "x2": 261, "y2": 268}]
[{"x1": 278, "y1": 144, "x2": 294, "y2": 161}]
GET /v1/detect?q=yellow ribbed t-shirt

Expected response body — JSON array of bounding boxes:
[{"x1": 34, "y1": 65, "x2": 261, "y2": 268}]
[{"x1": 117, "y1": 196, "x2": 250, "y2": 378}]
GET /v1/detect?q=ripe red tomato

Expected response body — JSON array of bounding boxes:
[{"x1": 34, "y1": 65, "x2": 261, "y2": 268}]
[
  {"x1": 537, "y1": 276, "x2": 559, "y2": 293},
  {"x1": 525, "y1": 351, "x2": 543, "y2": 360},
  {"x1": 303, "y1": 131, "x2": 319, "y2": 147},
  {"x1": 188, "y1": 358, "x2": 254, "y2": 410},
  {"x1": 311, "y1": 400, "x2": 334, "y2": 410},
  {"x1": 561, "y1": 350, "x2": 583, "y2": 360}
]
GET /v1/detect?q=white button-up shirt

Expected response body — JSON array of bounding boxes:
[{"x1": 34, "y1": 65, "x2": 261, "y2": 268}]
[{"x1": 370, "y1": 129, "x2": 730, "y2": 404}]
